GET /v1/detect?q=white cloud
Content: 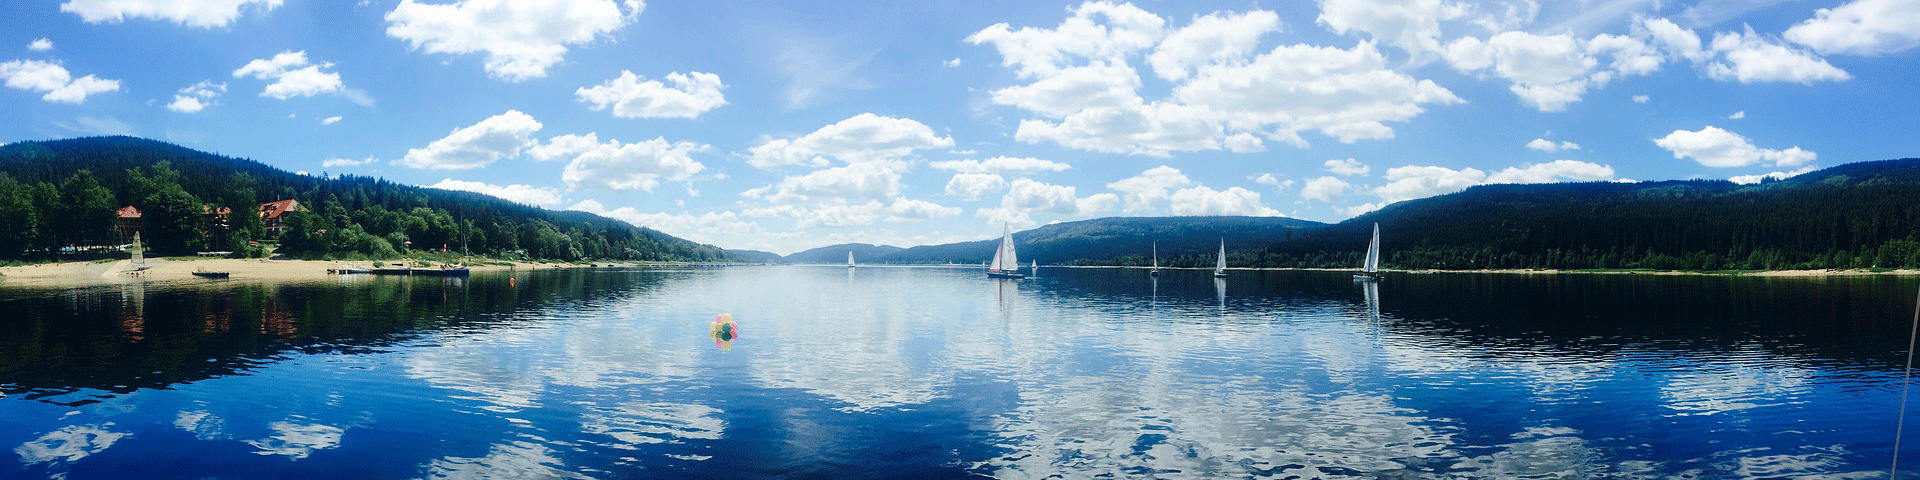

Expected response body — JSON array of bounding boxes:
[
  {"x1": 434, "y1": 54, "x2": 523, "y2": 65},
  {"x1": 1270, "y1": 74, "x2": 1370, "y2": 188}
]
[
  {"x1": 928, "y1": 156, "x2": 1071, "y2": 173},
  {"x1": 1324, "y1": 157, "x2": 1371, "y2": 175},
  {"x1": 27, "y1": 38, "x2": 53, "y2": 52},
  {"x1": 945, "y1": 173, "x2": 1008, "y2": 200},
  {"x1": 965, "y1": 1, "x2": 1166, "y2": 79},
  {"x1": 746, "y1": 113, "x2": 953, "y2": 168},
  {"x1": 1302, "y1": 176, "x2": 1352, "y2": 202},
  {"x1": 749, "y1": 160, "x2": 909, "y2": 203},
  {"x1": 321, "y1": 156, "x2": 374, "y2": 168},
  {"x1": 570, "y1": 200, "x2": 764, "y2": 246},
  {"x1": 1484, "y1": 160, "x2": 1615, "y2": 184},
  {"x1": 166, "y1": 81, "x2": 225, "y2": 113},
  {"x1": 321, "y1": 115, "x2": 343, "y2": 125},
  {"x1": 232, "y1": 50, "x2": 345, "y2": 99},
  {"x1": 1146, "y1": 10, "x2": 1280, "y2": 82},
  {"x1": 1653, "y1": 125, "x2": 1815, "y2": 168},
  {"x1": 1637, "y1": 18, "x2": 1850, "y2": 85},
  {"x1": 60, "y1": 0, "x2": 282, "y2": 28},
  {"x1": 1705, "y1": 27, "x2": 1850, "y2": 84},
  {"x1": 977, "y1": 178, "x2": 1118, "y2": 228},
  {"x1": 1447, "y1": 30, "x2": 1658, "y2": 112},
  {"x1": 1727, "y1": 110, "x2": 1745, "y2": 120},
  {"x1": 943, "y1": 58, "x2": 962, "y2": 68},
  {"x1": 397, "y1": 110, "x2": 543, "y2": 170},
  {"x1": 536, "y1": 134, "x2": 708, "y2": 192},
  {"x1": 1316, "y1": 0, "x2": 1468, "y2": 59},
  {"x1": 745, "y1": 197, "x2": 961, "y2": 229},
  {"x1": 1730, "y1": 166, "x2": 1818, "y2": 184},
  {"x1": 1785, "y1": 0, "x2": 1920, "y2": 56},
  {"x1": 1525, "y1": 138, "x2": 1580, "y2": 152},
  {"x1": 576, "y1": 70, "x2": 727, "y2": 119},
  {"x1": 971, "y1": 2, "x2": 1459, "y2": 155},
  {"x1": 1632, "y1": 94, "x2": 1650, "y2": 103},
  {"x1": 1001, "y1": 178, "x2": 1117, "y2": 214},
  {"x1": 1372, "y1": 165, "x2": 1487, "y2": 203},
  {"x1": 1169, "y1": 185, "x2": 1280, "y2": 216},
  {"x1": 1105, "y1": 165, "x2": 1192, "y2": 214},
  {"x1": 427, "y1": 179, "x2": 565, "y2": 206},
  {"x1": 0, "y1": 59, "x2": 120, "y2": 103},
  {"x1": 385, "y1": 0, "x2": 642, "y2": 82}
]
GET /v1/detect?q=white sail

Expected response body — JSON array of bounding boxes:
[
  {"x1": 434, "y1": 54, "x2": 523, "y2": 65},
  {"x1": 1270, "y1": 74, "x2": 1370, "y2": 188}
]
[
  {"x1": 1215, "y1": 239, "x2": 1227, "y2": 275},
  {"x1": 989, "y1": 224, "x2": 1020, "y2": 275},
  {"x1": 131, "y1": 232, "x2": 144, "y2": 265},
  {"x1": 988, "y1": 240, "x2": 1004, "y2": 272},
  {"x1": 847, "y1": 250, "x2": 855, "y2": 267},
  {"x1": 1002, "y1": 226, "x2": 1018, "y2": 270},
  {"x1": 1362, "y1": 223, "x2": 1381, "y2": 273}
]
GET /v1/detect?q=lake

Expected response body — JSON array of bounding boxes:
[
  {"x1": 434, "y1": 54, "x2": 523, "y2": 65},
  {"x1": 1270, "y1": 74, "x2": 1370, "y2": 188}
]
[{"x1": 0, "y1": 266, "x2": 1915, "y2": 478}]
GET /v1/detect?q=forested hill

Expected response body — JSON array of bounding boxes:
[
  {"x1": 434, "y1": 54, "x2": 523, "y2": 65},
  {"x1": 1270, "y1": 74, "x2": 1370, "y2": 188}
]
[
  {"x1": 0, "y1": 136, "x2": 730, "y2": 262},
  {"x1": 874, "y1": 216, "x2": 1326, "y2": 265},
  {"x1": 1258, "y1": 158, "x2": 1920, "y2": 271}
]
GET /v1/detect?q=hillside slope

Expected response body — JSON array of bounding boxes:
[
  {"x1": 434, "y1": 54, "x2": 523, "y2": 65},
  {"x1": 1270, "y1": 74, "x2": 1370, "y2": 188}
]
[
  {"x1": 1259, "y1": 158, "x2": 1920, "y2": 270},
  {"x1": 0, "y1": 136, "x2": 732, "y2": 262}
]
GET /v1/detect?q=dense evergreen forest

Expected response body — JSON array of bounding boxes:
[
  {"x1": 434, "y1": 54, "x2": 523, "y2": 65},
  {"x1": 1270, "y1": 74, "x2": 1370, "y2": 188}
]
[
  {"x1": 0, "y1": 136, "x2": 730, "y2": 262},
  {"x1": 1254, "y1": 158, "x2": 1920, "y2": 271}
]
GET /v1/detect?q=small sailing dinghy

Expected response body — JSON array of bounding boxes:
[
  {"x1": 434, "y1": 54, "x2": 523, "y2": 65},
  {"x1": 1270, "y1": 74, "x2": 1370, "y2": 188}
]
[
  {"x1": 128, "y1": 232, "x2": 152, "y2": 273},
  {"x1": 847, "y1": 250, "x2": 856, "y2": 269},
  {"x1": 1149, "y1": 241, "x2": 1161, "y2": 277},
  {"x1": 987, "y1": 224, "x2": 1024, "y2": 279},
  {"x1": 1214, "y1": 238, "x2": 1228, "y2": 278},
  {"x1": 1354, "y1": 223, "x2": 1383, "y2": 281}
]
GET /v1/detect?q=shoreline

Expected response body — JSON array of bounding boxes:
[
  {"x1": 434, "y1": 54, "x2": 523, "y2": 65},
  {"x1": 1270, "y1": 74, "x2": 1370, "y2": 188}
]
[
  {"x1": 0, "y1": 257, "x2": 595, "y2": 287},
  {"x1": 4, "y1": 259, "x2": 1914, "y2": 287}
]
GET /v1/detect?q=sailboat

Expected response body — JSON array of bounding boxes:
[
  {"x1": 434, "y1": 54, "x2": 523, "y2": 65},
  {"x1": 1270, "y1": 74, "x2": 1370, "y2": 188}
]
[
  {"x1": 847, "y1": 250, "x2": 856, "y2": 268},
  {"x1": 1149, "y1": 241, "x2": 1161, "y2": 277},
  {"x1": 1354, "y1": 223, "x2": 1383, "y2": 281},
  {"x1": 128, "y1": 232, "x2": 151, "y2": 273},
  {"x1": 1030, "y1": 259, "x2": 1037, "y2": 276},
  {"x1": 987, "y1": 224, "x2": 1024, "y2": 279},
  {"x1": 1213, "y1": 238, "x2": 1228, "y2": 278}
]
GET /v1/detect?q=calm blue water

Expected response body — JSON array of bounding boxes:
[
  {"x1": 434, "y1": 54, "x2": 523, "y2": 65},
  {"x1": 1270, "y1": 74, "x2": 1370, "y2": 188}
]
[{"x1": 0, "y1": 266, "x2": 1915, "y2": 478}]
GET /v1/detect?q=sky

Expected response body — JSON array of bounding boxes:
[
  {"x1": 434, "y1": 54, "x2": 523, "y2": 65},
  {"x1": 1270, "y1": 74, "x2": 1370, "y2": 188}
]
[{"x1": 2, "y1": 0, "x2": 1916, "y2": 255}]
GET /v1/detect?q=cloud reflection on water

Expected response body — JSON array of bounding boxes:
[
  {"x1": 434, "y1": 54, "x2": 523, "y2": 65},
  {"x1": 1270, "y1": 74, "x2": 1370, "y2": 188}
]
[{"x1": 14, "y1": 423, "x2": 128, "y2": 467}]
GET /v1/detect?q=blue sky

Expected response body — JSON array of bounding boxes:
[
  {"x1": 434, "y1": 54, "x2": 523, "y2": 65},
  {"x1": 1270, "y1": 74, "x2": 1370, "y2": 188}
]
[{"x1": 2, "y1": 0, "x2": 1916, "y2": 255}]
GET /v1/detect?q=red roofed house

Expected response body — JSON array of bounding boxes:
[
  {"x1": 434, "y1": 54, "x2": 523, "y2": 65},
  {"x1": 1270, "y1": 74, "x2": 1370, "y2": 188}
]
[
  {"x1": 115, "y1": 206, "x2": 143, "y2": 241},
  {"x1": 259, "y1": 199, "x2": 301, "y2": 238}
]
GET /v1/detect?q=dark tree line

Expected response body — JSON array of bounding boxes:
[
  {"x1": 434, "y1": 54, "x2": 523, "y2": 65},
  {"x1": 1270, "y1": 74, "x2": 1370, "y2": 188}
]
[{"x1": 0, "y1": 136, "x2": 729, "y2": 262}]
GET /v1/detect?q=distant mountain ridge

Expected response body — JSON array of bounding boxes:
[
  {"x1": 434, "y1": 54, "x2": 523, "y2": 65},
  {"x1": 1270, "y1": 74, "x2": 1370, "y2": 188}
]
[
  {"x1": 854, "y1": 216, "x2": 1325, "y2": 266},
  {"x1": 1260, "y1": 158, "x2": 1920, "y2": 271},
  {"x1": 785, "y1": 243, "x2": 903, "y2": 264}
]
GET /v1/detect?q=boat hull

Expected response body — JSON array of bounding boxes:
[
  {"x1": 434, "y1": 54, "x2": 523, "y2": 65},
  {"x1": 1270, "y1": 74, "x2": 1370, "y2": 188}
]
[
  {"x1": 191, "y1": 271, "x2": 229, "y2": 279},
  {"x1": 987, "y1": 271, "x2": 1025, "y2": 279}
]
